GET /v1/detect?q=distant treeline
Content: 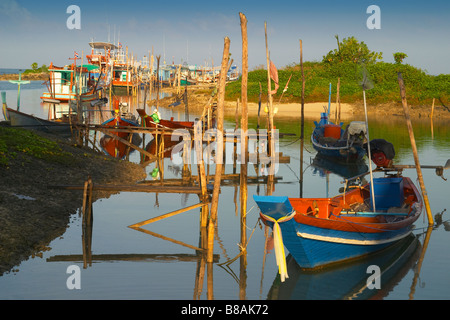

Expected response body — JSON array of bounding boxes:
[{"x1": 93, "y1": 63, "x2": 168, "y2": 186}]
[
  {"x1": 23, "y1": 63, "x2": 49, "y2": 74},
  {"x1": 225, "y1": 36, "x2": 450, "y2": 107},
  {"x1": 226, "y1": 62, "x2": 450, "y2": 107}
]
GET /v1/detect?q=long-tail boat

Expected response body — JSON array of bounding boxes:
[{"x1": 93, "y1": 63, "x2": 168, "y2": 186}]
[
  {"x1": 136, "y1": 108, "x2": 193, "y2": 130},
  {"x1": 41, "y1": 52, "x2": 102, "y2": 103},
  {"x1": 6, "y1": 107, "x2": 73, "y2": 135},
  {"x1": 311, "y1": 112, "x2": 367, "y2": 162},
  {"x1": 254, "y1": 170, "x2": 422, "y2": 276}
]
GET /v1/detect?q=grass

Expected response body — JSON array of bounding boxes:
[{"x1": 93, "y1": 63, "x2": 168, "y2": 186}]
[
  {"x1": 0, "y1": 126, "x2": 73, "y2": 167},
  {"x1": 225, "y1": 61, "x2": 450, "y2": 107}
]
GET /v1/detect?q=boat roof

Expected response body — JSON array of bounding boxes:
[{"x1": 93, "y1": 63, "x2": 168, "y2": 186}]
[{"x1": 89, "y1": 42, "x2": 118, "y2": 50}]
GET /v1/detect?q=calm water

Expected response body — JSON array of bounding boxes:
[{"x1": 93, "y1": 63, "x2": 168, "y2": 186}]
[{"x1": 1, "y1": 81, "x2": 449, "y2": 300}]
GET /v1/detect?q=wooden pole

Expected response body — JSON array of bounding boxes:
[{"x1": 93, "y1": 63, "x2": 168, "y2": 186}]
[
  {"x1": 299, "y1": 39, "x2": 305, "y2": 197},
  {"x1": 264, "y1": 22, "x2": 274, "y2": 155},
  {"x1": 207, "y1": 36, "x2": 230, "y2": 263},
  {"x1": 397, "y1": 73, "x2": 434, "y2": 226},
  {"x1": 265, "y1": 22, "x2": 275, "y2": 184},
  {"x1": 336, "y1": 77, "x2": 341, "y2": 123},
  {"x1": 239, "y1": 12, "x2": 249, "y2": 276},
  {"x1": 240, "y1": 12, "x2": 249, "y2": 167},
  {"x1": 430, "y1": 97, "x2": 435, "y2": 119}
]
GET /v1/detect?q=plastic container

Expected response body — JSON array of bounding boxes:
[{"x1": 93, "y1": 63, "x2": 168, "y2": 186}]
[
  {"x1": 323, "y1": 124, "x2": 341, "y2": 139},
  {"x1": 370, "y1": 177, "x2": 404, "y2": 211}
]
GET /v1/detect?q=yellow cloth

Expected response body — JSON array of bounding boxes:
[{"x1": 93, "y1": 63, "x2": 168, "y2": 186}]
[{"x1": 262, "y1": 211, "x2": 296, "y2": 282}]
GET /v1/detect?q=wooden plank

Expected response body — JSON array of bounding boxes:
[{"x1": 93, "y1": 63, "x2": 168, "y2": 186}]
[{"x1": 49, "y1": 184, "x2": 203, "y2": 194}]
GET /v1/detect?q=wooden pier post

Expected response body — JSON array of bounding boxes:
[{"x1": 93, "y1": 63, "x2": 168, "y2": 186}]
[
  {"x1": 238, "y1": 14, "x2": 249, "y2": 285},
  {"x1": 299, "y1": 39, "x2": 305, "y2": 197},
  {"x1": 207, "y1": 36, "x2": 230, "y2": 263},
  {"x1": 397, "y1": 73, "x2": 434, "y2": 226}
]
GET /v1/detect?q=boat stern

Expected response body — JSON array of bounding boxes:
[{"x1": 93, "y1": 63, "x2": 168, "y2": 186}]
[{"x1": 253, "y1": 195, "x2": 295, "y2": 221}]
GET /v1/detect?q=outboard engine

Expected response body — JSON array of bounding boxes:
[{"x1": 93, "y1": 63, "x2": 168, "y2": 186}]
[{"x1": 365, "y1": 139, "x2": 395, "y2": 168}]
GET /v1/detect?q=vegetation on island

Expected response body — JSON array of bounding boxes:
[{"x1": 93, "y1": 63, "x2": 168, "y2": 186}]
[
  {"x1": 225, "y1": 36, "x2": 450, "y2": 108},
  {"x1": 0, "y1": 126, "x2": 73, "y2": 167},
  {"x1": 23, "y1": 62, "x2": 49, "y2": 74}
]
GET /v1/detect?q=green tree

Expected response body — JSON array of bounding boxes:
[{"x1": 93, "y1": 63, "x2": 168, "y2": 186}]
[
  {"x1": 31, "y1": 62, "x2": 38, "y2": 71},
  {"x1": 393, "y1": 52, "x2": 408, "y2": 64},
  {"x1": 322, "y1": 36, "x2": 382, "y2": 65}
]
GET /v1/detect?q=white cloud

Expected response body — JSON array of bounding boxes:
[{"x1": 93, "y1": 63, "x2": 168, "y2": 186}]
[{"x1": 0, "y1": 0, "x2": 33, "y2": 21}]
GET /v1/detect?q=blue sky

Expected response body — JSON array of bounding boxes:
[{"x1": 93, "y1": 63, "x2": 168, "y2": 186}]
[{"x1": 1, "y1": 0, "x2": 449, "y2": 75}]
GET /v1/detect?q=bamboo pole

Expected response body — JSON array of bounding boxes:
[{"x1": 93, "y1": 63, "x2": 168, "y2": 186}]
[
  {"x1": 398, "y1": 73, "x2": 434, "y2": 226},
  {"x1": 336, "y1": 77, "x2": 341, "y2": 123},
  {"x1": 265, "y1": 22, "x2": 276, "y2": 185},
  {"x1": 240, "y1": 12, "x2": 249, "y2": 166},
  {"x1": 264, "y1": 22, "x2": 274, "y2": 151},
  {"x1": 430, "y1": 97, "x2": 435, "y2": 119},
  {"x1": 239, "y1": 12, "x2": 249, "y2": 280},
  {"x1": 207, "y1": 36, "x2": 230, "y2": 263},
  {"x1": 299, "y1": 39, "x2": 305, "y2": 197}
]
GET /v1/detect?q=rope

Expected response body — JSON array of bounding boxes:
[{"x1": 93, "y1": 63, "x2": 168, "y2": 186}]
[{"x1": 260, "y1": 211, "x2": 296, "y2": 282}]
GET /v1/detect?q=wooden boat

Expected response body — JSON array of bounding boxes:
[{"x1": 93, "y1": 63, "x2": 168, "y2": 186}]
[
  {"x1": 86, "y1": 41, "x2": 117, "y2": 88},
  {"x1": 311, "y1": 113, "x2": 367, "y2": 161},
  {"x1": 41, "y1": 57, "x2": 102, "y2": 103},
  {"x1": 136, "y1": 108, "x2": 193, "y2": 130},
  {"x1": 6, "y1": 107, "x2": 73, "y2": 135},
  {"x1": 99, "y1": 111, "x2": 139, "y2": 159},
  {"x1": 253, "y1": 172, "x2": 423, "y2": 274}
]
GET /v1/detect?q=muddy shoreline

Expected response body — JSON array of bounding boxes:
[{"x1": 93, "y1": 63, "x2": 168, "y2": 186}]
[
  {"x1": 0, "y1": 126, "x2": 147, "y2": 275},
  {"x1": 0, "y1": 73, "x2": 49, "y2": 81}
]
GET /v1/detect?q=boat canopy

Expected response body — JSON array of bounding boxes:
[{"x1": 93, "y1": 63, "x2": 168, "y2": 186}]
[{"x1": 89, "y1": 42, "x2": 118, "y2": 50}]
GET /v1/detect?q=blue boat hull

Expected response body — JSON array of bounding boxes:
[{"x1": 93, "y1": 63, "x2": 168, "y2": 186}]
[
  {"x1": 311, "y1": 119, "x2": 367, "y2": 161},
  {"x1": 254, "y1": 195, "x2": 416, "y2": 269}
]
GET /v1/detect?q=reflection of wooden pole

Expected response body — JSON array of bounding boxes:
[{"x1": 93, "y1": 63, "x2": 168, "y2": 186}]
[
  {"x1": 207, "y1": 37, "x2": 230, "y2": 263},
  {"x1": 409, "y1": 226, "x2": 433, "y2": 299},
  {"x1": 398, "y1": 73, "x2": 434, "y2": 226}
]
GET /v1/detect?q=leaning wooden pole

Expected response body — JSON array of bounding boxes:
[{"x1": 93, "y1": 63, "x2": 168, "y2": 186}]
[
  {"x1": 207, "y1": 37, "x2": 230, "y2": 263},
  {"x1": 397, "y1": 73, "x2": 433, "y2": 226}
]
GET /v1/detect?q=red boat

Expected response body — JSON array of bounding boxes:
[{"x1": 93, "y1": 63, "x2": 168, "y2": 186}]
[{"x1": 136, "y1": 108, "x2": 193, "y2": 130}]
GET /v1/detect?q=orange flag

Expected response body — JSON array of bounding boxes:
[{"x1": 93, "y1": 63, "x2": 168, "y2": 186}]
[{"x1": 269, "y1": 60, "x2": 279, "y2": 94}]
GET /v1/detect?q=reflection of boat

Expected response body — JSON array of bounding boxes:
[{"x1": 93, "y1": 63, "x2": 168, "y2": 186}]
[
  {"x1": 311, "y1": 153, "x2": 368, "y2": 179},
  {"x1": 100, "y1": 112, "x2": 140, "y2": 159},
  {"x1": 311, "y1": 113, "x2": 366, "y2": 161},
  {"x1": 267, "y1": 233, "x2": 421, "y2": 300},
  {"x1": 254, "y1": 173, "x2": 423, "y2": 272},
  {"x1": 6, "y1": 107, "x2": 73, "y2": 135}
]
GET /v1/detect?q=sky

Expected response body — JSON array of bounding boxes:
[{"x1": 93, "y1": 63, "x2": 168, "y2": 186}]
[{"x1": 1, "y1": 0, "x2": 449, "y2": 75}]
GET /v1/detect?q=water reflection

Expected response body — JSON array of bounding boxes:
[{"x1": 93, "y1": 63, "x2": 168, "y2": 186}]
[
  {"x1": 2, "y1": 82, "x2": 450, "y2": 300},
  {"x1": 267, "y1": 233, "x2": 422, "y2": 300}
]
